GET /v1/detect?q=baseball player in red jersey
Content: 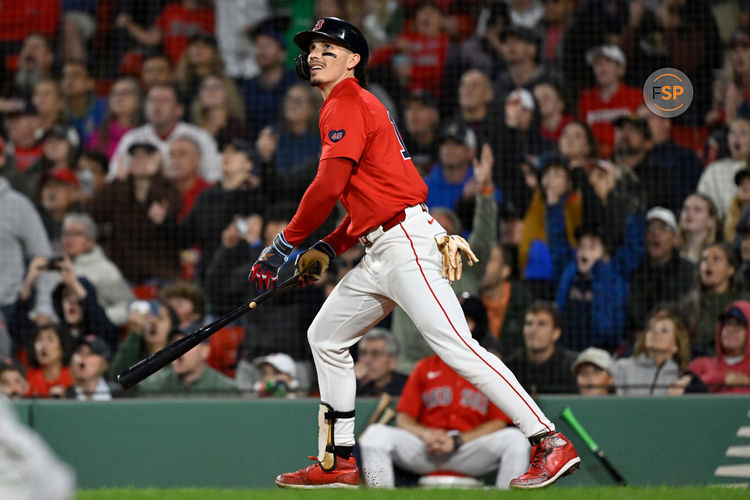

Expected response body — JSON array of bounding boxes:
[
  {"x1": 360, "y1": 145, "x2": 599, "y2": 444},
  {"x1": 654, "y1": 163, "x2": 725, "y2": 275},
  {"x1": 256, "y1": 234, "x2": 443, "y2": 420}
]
[
  {"x1": 359, "y1": 354, "x2": 530, "y2": 488},
  {"x1": 248, "y1": 17, "x2": 580, "y2": 489}
]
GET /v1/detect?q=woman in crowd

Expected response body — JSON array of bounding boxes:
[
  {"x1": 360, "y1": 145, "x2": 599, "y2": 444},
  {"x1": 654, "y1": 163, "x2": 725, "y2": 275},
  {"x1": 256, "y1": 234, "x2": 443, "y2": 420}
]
[
  {"x1": 32, "y1": 77, "x2": 65, "y2": 133},
  {"x1": 533, "y1": 80, "x2": 573, "y2": 143},
  {"x1": 109, "y1": 300, "x2": 179, "y2": 380},
  {"x1": 613, "y1": 309, "x2": 691, "y2": 396},
  {"x1": 175, "y1": 34, "x2": 225, "y2": 107},
  {"x1": 681, "y1": 242, "x2": 750, "y2": 355},
  {"x1": 190, "y1": 72, "x2": 247, "y2": 148},
  {"x1": 271, "y1": 83, "x2": 321, "y2": 173},
  {"x1": 557, "y1": 120, "x2": 598, "y2": 169},
  {"x1": 678, "y1": 193, "x2": 719, "y2": 264},
  {"x1": 26, "y1": 324, "x2": 74, "y2": 398},
  {"x1": 86, "y1": 76, "x2": 143, "y2": 159}
]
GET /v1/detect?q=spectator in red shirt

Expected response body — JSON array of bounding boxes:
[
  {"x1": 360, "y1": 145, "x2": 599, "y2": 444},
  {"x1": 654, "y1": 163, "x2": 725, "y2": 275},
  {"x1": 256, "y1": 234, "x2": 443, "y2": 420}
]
[
  {"x1": 370, "y1": 1, "x2": 451, "y2": 100},
  {"x1": 358, "y1": 351, "x2": 530, "y2": 488},
  {"x1": 26, "y1": 323, "x2": 74, "y2": 398},
  {"x1": 160, "y1": 135, "x2": 210, "y2": 223},
  {"x1": 116, "y1": 0, "x2": 215, "y2": 64},
  {"x1": 578, "y1": 44, "x2": 642, "y2": 159}
]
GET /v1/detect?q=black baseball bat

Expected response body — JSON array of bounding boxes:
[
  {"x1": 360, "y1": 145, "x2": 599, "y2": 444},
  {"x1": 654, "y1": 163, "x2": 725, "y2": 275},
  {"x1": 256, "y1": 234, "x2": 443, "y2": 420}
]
[
  {"x1": 561, "y1": 407, "x2": 627, "y2": 485},
  {"x1": 117, "y1": 272, "x2": 304, "y2": 389}
]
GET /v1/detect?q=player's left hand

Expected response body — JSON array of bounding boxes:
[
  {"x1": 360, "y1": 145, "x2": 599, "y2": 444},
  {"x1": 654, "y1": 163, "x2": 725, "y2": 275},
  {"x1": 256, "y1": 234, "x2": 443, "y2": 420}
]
[
  {"x1": 294, "y1": 240, "x2": 335, "y2": 287},
  {"x1": 249, "y1": 233, "x2": 293, "y2": 292},
  {"x1": 435, "y1": 235, "x2": 479, "y2": 282}
]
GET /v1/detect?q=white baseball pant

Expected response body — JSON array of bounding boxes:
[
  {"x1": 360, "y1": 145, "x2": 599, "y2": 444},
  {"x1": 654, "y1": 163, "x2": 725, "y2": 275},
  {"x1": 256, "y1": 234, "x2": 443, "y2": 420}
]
[
  {"x1": 0, "y1": 398, "x2": 76, "y2": 500},
  {"x1": 358, "y1": 423, "x2": 530, "y2": 488},
  {"x1": 307, "y1": 207, "x2": 555, "y2": 447}
]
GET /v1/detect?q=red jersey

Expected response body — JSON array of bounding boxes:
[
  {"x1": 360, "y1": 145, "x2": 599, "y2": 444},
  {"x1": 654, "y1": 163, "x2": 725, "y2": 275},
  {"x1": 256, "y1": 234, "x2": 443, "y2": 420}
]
[
  {"x1": 155, "y1": 4, "x2": 215, "y2": 63},
  {"x1": 397, "y1": 355, "x2": 511, "y2": 432},
  {"x1": 178, "y1": 176, "x2": 210, "y2": 222},
  {"x1": 0, "y1": 0, "x2": 60, "y2": 41},
  {"x1": 578, "y1": 83, "x2": 642, "y2": 158},
  {"x1": 283, "y1": 78, "x2": 427, "y2": 250},
  {"x1": 26, "y1": 366, "x2": 73, "y2": 398}
]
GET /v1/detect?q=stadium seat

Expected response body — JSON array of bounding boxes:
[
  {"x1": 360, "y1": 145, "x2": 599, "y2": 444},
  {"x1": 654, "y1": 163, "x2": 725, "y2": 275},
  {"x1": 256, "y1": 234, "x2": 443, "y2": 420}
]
[{"x1": 207, "y1": 325, "x2": 244, "y2": 378}]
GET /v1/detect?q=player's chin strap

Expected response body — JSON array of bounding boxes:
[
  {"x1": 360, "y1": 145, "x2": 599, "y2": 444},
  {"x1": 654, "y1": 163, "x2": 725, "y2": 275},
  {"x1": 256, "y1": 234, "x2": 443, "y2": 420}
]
[{"x1": 317, "y1": 402, "x2": 355, "y2": 472}]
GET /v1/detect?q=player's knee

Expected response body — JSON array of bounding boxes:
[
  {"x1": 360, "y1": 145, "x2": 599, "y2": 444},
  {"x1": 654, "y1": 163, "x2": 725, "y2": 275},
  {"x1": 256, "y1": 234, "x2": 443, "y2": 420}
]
[{"x1": 359, "y1": 423, "x2": 394, "y2": 450}]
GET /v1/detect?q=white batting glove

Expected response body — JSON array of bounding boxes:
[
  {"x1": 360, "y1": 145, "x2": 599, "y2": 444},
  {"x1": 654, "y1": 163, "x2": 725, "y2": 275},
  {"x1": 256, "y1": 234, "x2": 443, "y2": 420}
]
[{"x1": 435, "y1": 235, "x2": 479, "y2": 282}]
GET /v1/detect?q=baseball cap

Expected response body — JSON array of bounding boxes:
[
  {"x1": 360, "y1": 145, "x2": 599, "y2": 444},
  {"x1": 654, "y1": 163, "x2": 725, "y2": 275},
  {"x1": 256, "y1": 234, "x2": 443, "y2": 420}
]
[
  {"x1": 41, "y1": 124, "x2": 80, "y2": 148},
  {"x1": 40, "y1": 167, "x2": 80, "y2": 188},
  {"x1": 586, "y1": 44, "x2": 626, "y2": 68},
  {"x1": 440, "y1": 122, "x2": 477, "y2": 151},
  {"x1": 719, "y1": 305, "x2": 748, "y2": 326},
  {"x1": 77, "y1": 334, "x2": 112, "y2": 361},
  {"x1": 613, "y1": 113, "x2": 650, "y2": 138},
  {"x1": 538, "y1": 151, "x2": 569, "y2": 176},
  {"x1": 405, "y1": 89, "x2": 438, "y2": 110},
  {"x1": 254, "y1": 353, "x2": 297, "y2": 379},
  {"x1": 646, "y1": 207, "x2": 678, "y2": 232},
  {"x1": 735, "y1": 168, "x2": 750, "y2": 186},
  {"x1": 127, "y1": 141, "x2": 159, "y2": 155},
  {"x1": 500, "y1": 24, "x2": 540, "y2": 46},
  {"x1": 571, "y1": 347, "x2": 614, "y2": 374},
  {"x1": 506, "y1": 88, "x2": 535, "y2": 111},
  {"x1": 2, "y1": 98, "x2": 37, "y2": 117}
]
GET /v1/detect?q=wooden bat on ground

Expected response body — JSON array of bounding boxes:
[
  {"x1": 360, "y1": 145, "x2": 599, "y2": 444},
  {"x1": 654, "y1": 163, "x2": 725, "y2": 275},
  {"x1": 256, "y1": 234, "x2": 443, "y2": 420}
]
[
  {"x1": 117, "y1": 272, "x2": 305, "y2": 389},
  {"x1": 561, "y1": 407, "x2": 627, "y2": 486}
]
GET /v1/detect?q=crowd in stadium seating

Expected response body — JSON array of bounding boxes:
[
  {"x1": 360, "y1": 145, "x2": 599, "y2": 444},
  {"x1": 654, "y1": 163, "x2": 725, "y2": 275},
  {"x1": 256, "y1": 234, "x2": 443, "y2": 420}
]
[{"x1": 2, "y1": 0, "x2": 750, "y2": 401}]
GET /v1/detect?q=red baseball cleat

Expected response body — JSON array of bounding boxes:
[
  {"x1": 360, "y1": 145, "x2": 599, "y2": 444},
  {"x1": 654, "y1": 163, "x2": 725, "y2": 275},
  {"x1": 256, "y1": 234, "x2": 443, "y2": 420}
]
[
  {"x1": 510, "y1": 431, "x2": 581, "y2": 489},
  {"x1": 275, "y1": 456, "x2": 360, "y2": 489}
]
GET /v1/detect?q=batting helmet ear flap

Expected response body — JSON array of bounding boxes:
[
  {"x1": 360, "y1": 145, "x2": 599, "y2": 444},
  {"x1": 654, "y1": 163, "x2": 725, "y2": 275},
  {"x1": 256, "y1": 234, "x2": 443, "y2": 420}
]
[{"x1": 295, "y1": 53, "x2": 311, "y2": 80}]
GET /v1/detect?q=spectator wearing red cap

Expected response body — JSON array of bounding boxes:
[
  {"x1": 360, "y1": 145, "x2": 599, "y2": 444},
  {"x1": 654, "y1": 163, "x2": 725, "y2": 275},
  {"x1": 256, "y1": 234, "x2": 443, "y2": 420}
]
[{"x1": 22, "y1": 123, "x2": 80, "y2": 205}]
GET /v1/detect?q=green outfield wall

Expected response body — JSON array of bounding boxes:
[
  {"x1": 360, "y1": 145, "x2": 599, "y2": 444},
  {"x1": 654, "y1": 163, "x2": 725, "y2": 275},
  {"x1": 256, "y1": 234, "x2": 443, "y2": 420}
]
[{"x1": 13, "y1": 395, "x2": 750, "y2": 489}]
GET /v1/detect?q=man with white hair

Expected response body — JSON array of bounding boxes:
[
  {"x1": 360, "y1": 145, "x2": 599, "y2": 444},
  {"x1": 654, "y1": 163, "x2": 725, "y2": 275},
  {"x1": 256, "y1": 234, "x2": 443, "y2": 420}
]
[
  {"x1": 107, "y1": 83, "x2": 220, "y2": 182},
  {"x1": 578, "y1": 44, "x2": 642, "y2": 159},
  {"x1": 59, "y1": 213, "x2": 134, "y2": 326}
]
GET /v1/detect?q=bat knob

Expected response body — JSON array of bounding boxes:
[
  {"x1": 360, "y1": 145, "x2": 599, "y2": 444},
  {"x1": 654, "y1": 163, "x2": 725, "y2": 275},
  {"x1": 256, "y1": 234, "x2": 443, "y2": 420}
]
[{"x1": 249, "y1": 302, "x2": 257, "y2": 309}]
